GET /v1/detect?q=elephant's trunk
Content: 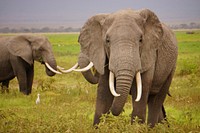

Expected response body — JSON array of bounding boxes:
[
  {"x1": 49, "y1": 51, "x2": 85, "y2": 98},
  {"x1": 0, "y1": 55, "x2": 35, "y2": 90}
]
[
  {"x1": 78, "y1": 53, "x2": 99, "y2": 84},
  {"x1": 110, "y1": 70, "x2": 134, "y2": 115},
  {"x1": 109, "y1": 43, "x2": 141, "y2": 116},
  {"x1": 44, "y1": 56, "x2": 57, "y2": 76}
]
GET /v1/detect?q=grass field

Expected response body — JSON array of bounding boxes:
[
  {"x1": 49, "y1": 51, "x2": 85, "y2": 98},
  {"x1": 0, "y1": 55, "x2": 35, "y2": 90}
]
[{"x1": 0, "y1": 31, "x2": 200, "y2": 132}]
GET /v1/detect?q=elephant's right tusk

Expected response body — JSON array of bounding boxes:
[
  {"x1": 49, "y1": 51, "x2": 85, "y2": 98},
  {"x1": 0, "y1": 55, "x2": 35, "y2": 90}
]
[
  {"x1": 135, "y1": 71, "x2": 142, "y2": 102},
  {"x1": 45, "y1": 62, "x2": 62, "y2": 74},
  {"x1": 109, "y1": 71, "x2": 120, "y2": 97},
  {"x1": 73, "y1": 62, "x2": 94, "y2": 72},
  {"x1": 57, "y1": 66, "x2": 65, "y2": 70},
  {"x1": 57, "y1": 63, "x2": 79, "y2": 73}
]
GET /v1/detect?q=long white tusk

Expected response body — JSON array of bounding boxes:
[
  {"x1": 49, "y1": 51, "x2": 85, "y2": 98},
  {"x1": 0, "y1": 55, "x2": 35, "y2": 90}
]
[
  {"x1": 135, "y1": 71, "x2": 142, "y2": 102},
  {"x1": 109, "y1": 71, "x2": 120, "y2": 97},
  {"x1": 57, "y1": 66, "x2": 65, "y2": 70},
  {"x1": 45, "y1": 62, "x2": 62, "y2": 74},
  {"x1": 57, "y1": 63, "x2": 78, "y2": 73},
  {"x1": 73, "y1": 62, "x2": 94, "y2": 72}
]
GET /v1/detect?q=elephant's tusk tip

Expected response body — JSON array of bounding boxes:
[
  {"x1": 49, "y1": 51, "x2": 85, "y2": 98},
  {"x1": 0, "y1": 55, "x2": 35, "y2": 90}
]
[
  {"x1": 73, "y1": 62, "x2": 94, "y2": 72},
  {"x1": 135, "y1": 97, "x2": 141, "y2": 102},
  {"x1": 45, "y1": 62, "x2": 62, "y2": 74},
  {"x1": 57, "y1": 63, "x2": 78, "y2": 73},
  {"x1": 115, "y1": 94, "x2": 121, "y2": 97}
]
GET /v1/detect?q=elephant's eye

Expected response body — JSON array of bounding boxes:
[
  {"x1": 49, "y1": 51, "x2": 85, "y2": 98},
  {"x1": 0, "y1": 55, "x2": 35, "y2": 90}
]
[{"x1": 139, "y1": 35, "x2": 143, "y2": 43}]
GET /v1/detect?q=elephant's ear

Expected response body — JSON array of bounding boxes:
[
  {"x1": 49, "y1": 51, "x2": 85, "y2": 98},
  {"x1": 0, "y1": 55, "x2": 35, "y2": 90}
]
[
  {"x1": 78, "y1": 14, "x2": 108, "y2": 75},
  {"x1": 138, "y1": 9, "x2": 163, "y2": 72},
  {"x1": 7, "y1": 35, "x2": 33, "y2": 65}
]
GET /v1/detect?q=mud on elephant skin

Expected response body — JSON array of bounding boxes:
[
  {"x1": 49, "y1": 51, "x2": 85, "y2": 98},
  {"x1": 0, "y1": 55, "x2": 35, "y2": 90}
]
[
  {"x1": 75, "y1": 8, "x2": 178, "y2": 127},
  {"x1": 0, "y1": 35, "x2": 61, "y2": 95}
]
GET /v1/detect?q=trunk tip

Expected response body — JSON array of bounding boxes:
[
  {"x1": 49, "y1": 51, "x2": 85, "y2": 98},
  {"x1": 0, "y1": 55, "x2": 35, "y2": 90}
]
[{"x1": 111, "y1": 108, "x2": 122, "y2": 116}]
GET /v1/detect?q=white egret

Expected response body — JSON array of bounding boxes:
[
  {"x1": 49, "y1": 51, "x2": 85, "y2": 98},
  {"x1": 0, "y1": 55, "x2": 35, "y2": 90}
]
[{"x1": 36, "y1": 93, "x2": 40, "y2": 104}]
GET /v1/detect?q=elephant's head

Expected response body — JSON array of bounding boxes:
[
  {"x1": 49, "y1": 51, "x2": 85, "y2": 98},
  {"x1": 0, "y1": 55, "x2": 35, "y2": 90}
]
[
  {"x1": 77, "y1": 9, "x2": 163, "y2": 115},
  {"x1": 7, "y1": 35, "x2": 61, "y2": 76}
]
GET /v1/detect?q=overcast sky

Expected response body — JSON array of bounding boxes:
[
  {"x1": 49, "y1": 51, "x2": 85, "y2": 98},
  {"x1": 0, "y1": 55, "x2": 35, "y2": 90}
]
[{"x1": 0, "y1": 0, "x2": 200, "y2": 28}]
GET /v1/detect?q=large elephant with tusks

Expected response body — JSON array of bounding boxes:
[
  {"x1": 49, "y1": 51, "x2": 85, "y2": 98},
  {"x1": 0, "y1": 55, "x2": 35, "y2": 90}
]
[{"x1": 68, "y1": 9, "x2": 178, "y2": 127}]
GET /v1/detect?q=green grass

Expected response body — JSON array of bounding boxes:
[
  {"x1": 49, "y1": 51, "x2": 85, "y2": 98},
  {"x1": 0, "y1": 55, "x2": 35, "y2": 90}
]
[
  {"x1": 0, "y1": 31, "x2": 200, "y2": 132},
  {"x1": 175, "y1": 31, "x2": 200, "y2": 76}
]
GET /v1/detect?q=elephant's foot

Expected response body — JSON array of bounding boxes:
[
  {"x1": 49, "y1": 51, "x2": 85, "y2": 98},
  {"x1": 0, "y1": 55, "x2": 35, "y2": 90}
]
[
  {"x1": 20, "y1": 89, "x2": 30, "y2": 95},
  {"x1": 1, "y1": 86, "x2": 9, "y2": 94},
  {"x1": 1, "y1": 88, "x2": 5, "y2": 93},
  {"x1": 131, "y1": 116, "x2": 145, "y2": 125},
  {"x1": 131, "y1": 109, "x2": 146, "y2": 124},
  {"x1": 5, "y1": 88, "x2": 9, "y2": 93}
]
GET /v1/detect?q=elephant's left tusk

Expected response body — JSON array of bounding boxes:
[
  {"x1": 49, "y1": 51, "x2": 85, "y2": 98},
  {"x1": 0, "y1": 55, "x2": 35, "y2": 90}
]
[
  {"x1": 135, "y1": 71, "x2": 142, "y2": 102},
  {"x1": 57, "y1": 63, "x2": 79, "y2": 73},
  {"x1": 45, "y1": 62, "x2": 62, "y2": 74},
  {"x1": 109, "y1": 71, "x2": 120, "y2": 97},
  {"x1": 73, "y1": 62, "x2": 94, "y2": 72}
]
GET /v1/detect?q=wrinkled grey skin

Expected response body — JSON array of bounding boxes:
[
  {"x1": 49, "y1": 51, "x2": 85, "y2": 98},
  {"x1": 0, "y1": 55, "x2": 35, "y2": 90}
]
[
  {"x1": 78, "y1": 9, "x2": 178, "y2": 127},
  {"x1": 0, "y1": 35, "x2": 58, "y2": 95},
  {"x1": 78, "y1": 53, "x2": 99, "y2": 84}
]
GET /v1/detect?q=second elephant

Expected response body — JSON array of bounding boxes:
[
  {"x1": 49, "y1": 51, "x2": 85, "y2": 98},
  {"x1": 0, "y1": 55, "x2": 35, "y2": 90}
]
[{"x1": 0, "y1": 35, "x2": 61, "y2": 95}]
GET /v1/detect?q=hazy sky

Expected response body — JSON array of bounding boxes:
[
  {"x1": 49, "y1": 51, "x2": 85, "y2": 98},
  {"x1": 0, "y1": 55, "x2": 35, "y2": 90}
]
[{"x1": 0, "y1": 0, "x2": 200, "y2": 28}]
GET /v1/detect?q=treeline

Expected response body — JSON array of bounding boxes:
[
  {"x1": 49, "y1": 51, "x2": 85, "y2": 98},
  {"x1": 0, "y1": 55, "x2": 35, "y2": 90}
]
[
  {"x1": 0, "y1": 22, "x2": 200, "y2": 33},
  {"x1": 0, "y1": 26, "x2": 81, "y2": 33},
  {"x1": 169, "y1": 22, "x2": 200, "y2": 29}
]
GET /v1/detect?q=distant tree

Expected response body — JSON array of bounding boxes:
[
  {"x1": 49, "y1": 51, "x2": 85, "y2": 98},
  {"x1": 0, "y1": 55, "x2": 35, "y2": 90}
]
[
  {"x1": 58, "y1": 26, "x2": 65, "y2": 32},
  {"x1": 41, "y1": 27, "x2": 51, "y2": 32},
  {"x1": 64, "y1": 27, "x2": 73, "y2": 32},
  {"x1": 24, "y1": 28, "x2": 31, "y2": 33},
  {"x1": 0, "y1": 27, "x2": 10, "y2": 33},
  {"x1": 189, "y1": 22, "x2": 197, "y2": 29},
  {"x1": 10, "y1": 28, "x2": 18, "y2": 33},
  {"x1": 179, "y1": 24, "x2": 189, "y2": 29},
  {"x1": 31, "y1": 28, "x2": 39, "y2": 33}
]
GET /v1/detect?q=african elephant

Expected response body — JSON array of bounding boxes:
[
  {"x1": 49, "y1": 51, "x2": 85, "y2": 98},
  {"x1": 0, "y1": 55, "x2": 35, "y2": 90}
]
[
  {"x1": 72, "y1": 8, "x2": 178, "y2": 127},
  {"x1": 0, "y1": 35, "x2": 61, "y2": 95}
]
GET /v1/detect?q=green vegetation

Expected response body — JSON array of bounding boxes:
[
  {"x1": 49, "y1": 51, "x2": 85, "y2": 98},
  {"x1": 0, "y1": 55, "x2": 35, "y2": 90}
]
[{"x1": 0, "y1": 31, "x2": 200, "y2": 132}]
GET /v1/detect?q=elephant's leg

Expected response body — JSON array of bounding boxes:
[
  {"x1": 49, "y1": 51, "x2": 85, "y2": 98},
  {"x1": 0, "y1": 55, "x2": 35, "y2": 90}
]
[
  {"x1": 131, "y1": 96, "x2": 148, "y2": 123},
  {"x1": 15, "y1": 66, "x2": 28, "y2": 94},
  {"x1": 17, "y1": 72, "x2": 28, "y2": 95},
  {"x1": 147, "y1": 71, "x2": 174, "y2": 127},
  {"x1": 158, "y1": 105, "x2": 167, "y2": 123},
  {"x1": 158, "y1": 105, "x2": 170, "y2": 127},
  {"x1": 2, "y1": 80, "x2": 10, "y2": 93},
  {"x1": 11, "y1": 57, "x2": 29, "y2": 95},
  {"x1": 148, "y1": 94, "x2": 166, "y2": 127},
  {"x1": 93, "y1": 67, "x2": 114, "y2": 126},
  {"x1": 131, "y1": 83, "x2": 149, "y2": 123},
  {"x1": 131, "y1": 68, "x2": 154, "y2": 124},
  {"x1": 26, "y1": 65, "x2": 34, "y2": 94}
]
